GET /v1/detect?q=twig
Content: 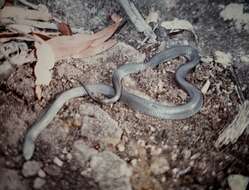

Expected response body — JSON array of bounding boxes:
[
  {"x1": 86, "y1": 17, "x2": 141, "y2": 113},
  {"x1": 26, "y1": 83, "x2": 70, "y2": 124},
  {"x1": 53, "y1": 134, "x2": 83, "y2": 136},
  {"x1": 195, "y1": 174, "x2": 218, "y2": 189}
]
[
  {"x1": 230, "y1": 65, "x2": 245, "y2": 104},
  {"x1": 215, "y1": 101, "x2": 249, "y2": 148},
  {"x1": 118, "y1": 0, "x2": 156, "y2": 41}
]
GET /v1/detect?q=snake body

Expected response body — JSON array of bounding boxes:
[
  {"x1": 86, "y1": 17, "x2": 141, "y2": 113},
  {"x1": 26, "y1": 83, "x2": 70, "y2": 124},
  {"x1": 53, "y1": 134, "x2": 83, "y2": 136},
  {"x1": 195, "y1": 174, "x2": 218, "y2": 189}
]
[{"x1": 23, "y1": 45, "x2": 203, "y2": 160}]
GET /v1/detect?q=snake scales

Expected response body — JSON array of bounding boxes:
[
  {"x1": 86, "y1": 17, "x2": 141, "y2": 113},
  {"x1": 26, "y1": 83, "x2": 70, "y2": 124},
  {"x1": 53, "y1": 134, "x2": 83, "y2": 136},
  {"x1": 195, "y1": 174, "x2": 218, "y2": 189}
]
[{"x1": 23, "y1": 45, "x2": 203, "y2": 160}]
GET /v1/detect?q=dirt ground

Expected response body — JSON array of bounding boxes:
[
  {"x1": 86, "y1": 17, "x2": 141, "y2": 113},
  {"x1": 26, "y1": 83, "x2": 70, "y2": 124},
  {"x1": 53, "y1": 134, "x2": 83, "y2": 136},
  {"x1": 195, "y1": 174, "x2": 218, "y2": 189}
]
[{"x1": 0, "y1": 0, "x2": 249, "y2": 190}]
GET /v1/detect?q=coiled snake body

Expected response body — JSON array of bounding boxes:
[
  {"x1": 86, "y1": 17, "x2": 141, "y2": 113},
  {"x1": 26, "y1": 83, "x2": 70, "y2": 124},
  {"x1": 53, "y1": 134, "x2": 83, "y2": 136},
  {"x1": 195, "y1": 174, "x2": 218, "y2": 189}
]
[{"x1": 23, "y1": 45, "x2": 203, "y2": 160}]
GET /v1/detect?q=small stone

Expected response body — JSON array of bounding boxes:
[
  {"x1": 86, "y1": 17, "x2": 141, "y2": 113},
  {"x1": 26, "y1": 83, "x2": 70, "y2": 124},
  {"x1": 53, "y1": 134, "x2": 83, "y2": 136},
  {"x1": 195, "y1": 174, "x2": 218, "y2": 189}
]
[
  {"x1": 90, "y1": 151, "x2": 132, "y2": 190},
  {"x1": 182, "y1": 125, "x2": 189, "y2": 131},
  {"x1": 150, "y1": 146, "x2": 162, "y2": 156},
  {"x1": 38, "y1": 169, "x2": 46, "y2": 178},
  {"x1": 62, "y1": 147, "x2": 68, "y2": 154},
  {"x1": 73, "y1": 140, "x2": 98, "y2": 166},
  {"x1": 131, "y1": 159, "x2": 137, "y2": 166},
  {"x1": 80, "y1": 103, "x2": 122, "y2": 146},
  {"x1": 33, "y1": 177, "x2": 46, "y2": 189},
  {"x1": 117, "y1": 143, "x2": 125, "y2": 152},
  {"x1": 191, "y1": 153, "x2": 201, "y2": 160},
  {"x1": 22, "y1": 161, "x2": 42, "y2": 177},
  {"x1": 66, "y1": 153, "x2": 72, "y2": 161},
  {"x1": 44, "y1": 165, "x2": 61, "y2": 177},
  {"x1": 150, "y1": 157, "x2": 170, "y2": 175},
  {"x1": 183, "y1": 149, "x2": 192, "y2": 160},
  {"x1": 53, "y1": 157, "x2": 63, "y2": 167},
  {"x1": 228, "y1": 174, "x2": 249, "y2": 190}
]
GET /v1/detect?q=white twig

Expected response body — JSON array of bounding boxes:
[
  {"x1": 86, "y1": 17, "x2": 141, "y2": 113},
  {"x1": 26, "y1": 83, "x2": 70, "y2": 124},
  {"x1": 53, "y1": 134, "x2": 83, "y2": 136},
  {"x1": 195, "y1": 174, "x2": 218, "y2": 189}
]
[
  {"x1": 215, "y1": 101, "x2": 249, "y2": 148},
  {"x1": 118, "y1": 0, "x2": 157, "y2": 41}
]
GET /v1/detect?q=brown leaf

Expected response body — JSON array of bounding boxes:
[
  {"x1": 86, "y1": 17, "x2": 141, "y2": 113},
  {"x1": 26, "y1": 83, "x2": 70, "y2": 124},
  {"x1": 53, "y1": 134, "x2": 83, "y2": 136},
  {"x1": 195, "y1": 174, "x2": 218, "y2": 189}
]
[
  {"x1": 47, "y1": 17, "x2": 122, "y2": 60},
  {"x1": 57, "y1": 22, "x2": 72, "y2": 36},
  {"x1": 73, "y1": 39, "x2": 117, "y2": 59},
  {"x1": 31, "y1": 32, "x2": 52, "y2": 41},
  {"x1": 0, "y1": 32, "x2": 19, "y2": 38}
]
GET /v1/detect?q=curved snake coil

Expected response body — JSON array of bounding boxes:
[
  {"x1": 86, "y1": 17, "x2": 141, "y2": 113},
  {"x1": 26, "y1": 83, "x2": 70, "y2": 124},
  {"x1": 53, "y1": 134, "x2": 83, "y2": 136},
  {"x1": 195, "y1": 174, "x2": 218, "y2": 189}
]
[{"x1": 23, "y1": 45, "x2": 203, "y2": 160}]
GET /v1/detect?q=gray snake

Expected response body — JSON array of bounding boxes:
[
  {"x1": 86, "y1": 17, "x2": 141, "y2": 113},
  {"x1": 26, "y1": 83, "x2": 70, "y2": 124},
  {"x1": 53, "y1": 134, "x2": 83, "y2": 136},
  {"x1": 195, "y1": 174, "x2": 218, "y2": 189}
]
[{"x1": 23, "y1": 45, "x2": 203, "y2": 160}]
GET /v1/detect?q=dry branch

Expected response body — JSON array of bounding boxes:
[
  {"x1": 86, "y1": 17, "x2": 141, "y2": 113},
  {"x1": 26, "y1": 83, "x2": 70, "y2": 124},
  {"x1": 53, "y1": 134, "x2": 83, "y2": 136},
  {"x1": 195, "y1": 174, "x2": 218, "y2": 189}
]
[
  {"x1": 215, "y1": 101, "x2": 249, "y2": 148},
  {"x1": 118, "y1": 0, "x2": 156, "y2": 41}
]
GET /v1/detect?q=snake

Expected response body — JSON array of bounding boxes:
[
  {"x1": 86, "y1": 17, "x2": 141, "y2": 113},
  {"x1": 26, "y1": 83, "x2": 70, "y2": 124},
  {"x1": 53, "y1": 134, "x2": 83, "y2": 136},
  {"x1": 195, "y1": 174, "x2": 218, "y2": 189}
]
[{"x1": 23, "y1": 45, "x2": 203, "y2": 160}]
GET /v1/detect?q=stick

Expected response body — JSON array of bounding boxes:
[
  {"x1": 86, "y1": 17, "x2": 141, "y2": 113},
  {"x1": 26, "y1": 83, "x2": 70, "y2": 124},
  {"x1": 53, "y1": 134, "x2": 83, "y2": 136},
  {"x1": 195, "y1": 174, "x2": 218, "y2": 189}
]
[
  {"x1": 215, "y1": 101, "x2": 249, "y2": 148},
  {"x1": 118, "y1": 0, "x2": 156, "y2": 41}
]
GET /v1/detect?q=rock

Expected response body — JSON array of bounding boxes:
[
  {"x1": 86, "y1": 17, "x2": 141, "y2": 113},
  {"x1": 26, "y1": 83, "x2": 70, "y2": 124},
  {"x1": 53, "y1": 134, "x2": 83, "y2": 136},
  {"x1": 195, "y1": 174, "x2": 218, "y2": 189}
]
[
  {"x1": 0, "y1": 168, "x2": 28, "y2": 190},
  {"x1": 80, "y1": 103, "x2": 122, "y2": 146},
  {"x1": 53, "y1": 157, "x2": 63, "y2": 167},
  {"x1": 117, "y1": 143, "x2": 125, "y2": 152},
  {"x1": 38, "y1": 169, "x2": 46, "y2": 178},
  {"x1": 73, "y1": 140, "x2": 98, "y2": 166},
  {"x1": 22, "y1": 161, "x2": 42, "y2": 177},
  {"x1": 191, "y1": 153, "x2": 201, "y2": 160},
  {"x1": 33, "y1": 177, "x2": 46, "y2": 189},
  {"x1": 150, "y1": 157, "x2": 170, "y2": 175},
  {"x1": 44, "y1": 165, "x2": 61, "y2": 177},
  {"x1": 66, "y1": 153, "x2": 73, "y2": 161},
  {"x1": 228, "y1": 175, "x2": 249, "y2": 190},
  {"x1": 183, "y1": 149, "x2": 192, "y2": 160},
  {"x1": 90, "y1": 151, "x2": 132, "y2": 190}
]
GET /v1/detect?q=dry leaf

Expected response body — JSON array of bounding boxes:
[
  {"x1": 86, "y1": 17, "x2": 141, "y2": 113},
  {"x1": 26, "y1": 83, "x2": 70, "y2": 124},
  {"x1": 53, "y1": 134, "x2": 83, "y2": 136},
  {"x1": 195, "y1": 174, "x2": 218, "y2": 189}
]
[
  {"x1": 73, "y1": 39, "x2": 117, "y2": 59},
  {"x1": 31, "y1": 32, "x2": 52, "y2": 40},
  {"x1": 0, "y1": 5, "x2": 51, "y2": 21},
  {"x1": 35, "y1": 85, "x2": 42, "y2": 100},
  {"x1": 47, "y1": 18, "x2": 122, "y2": 60},
  {"x1": 57, "y1": 22, "x2": 72, "y2": 35},
  {"x1": 1, "y1": 18, "x2": 58, "y2": 30},
  {"x1": 7, "y1": 24, "x2": 34, "y2": 33},
  {"x1": 34, "y1": 41, "x2": 55, "y2": 85},
  {"x1": 34, "y1": 15, "x2": 122, "y2": 86},
  {"x1": 0, "y1": 32, "x2": 19, "y2": 38}
]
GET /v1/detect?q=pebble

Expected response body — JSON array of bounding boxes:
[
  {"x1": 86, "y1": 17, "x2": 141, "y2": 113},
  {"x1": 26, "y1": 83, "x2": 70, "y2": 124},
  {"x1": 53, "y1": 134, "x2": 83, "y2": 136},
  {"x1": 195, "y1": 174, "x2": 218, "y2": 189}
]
[
  {"x1": 80, "y1": 103, "x2": 122, "y2": 146},
  {"x1": 117, "y1": 143, "x2": 125, "y2": 152},
  {"x1": 228, "y1": 174, "x2": 249, "y2": 190},
  {"x1": 38, "y1": 169, "x2": 46, "y2": 178},
  {"x1": 44, "y1": 165, "x2": 61, "y2": 177},
  {"x1": 191, "y1": 153, "x2": 201, "y2": 160},
  {"x1": 90, "y1": 151, "x2": 132, "y2": 190},
  {"x1": 73, "y1": 140, "x2": 98, "y2": 166},
  {"x1": 33, "y1": 177, "x2": 46, "y2": 189},
  {"x1": 150, "y1": 146, "x2": 162, "y2": 156},
  {"x1": 62, "y1": 147, "x2": 68, "y2": 154},
  {"x1": 183, "y1": 149, "x2": 192, "y2": 160},
  {"x1": 22, "y1": 161, "x2": 42, "y2": 177},
  {"x1": 66, "y1": 153, "x2": 72, "y2": 161},
  {"x1": 131, "y1": 159, "x2": 138, "y2": 166},
  {"x1": 53, "y1": 157, "x2": 63, "y2": 167},
  {"x1": 150, "y1": 157, "x2": 170, "y2": 175}
]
